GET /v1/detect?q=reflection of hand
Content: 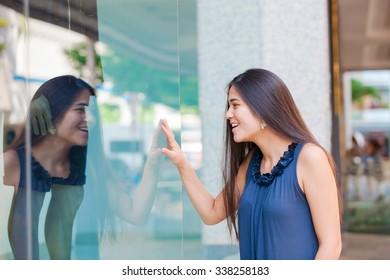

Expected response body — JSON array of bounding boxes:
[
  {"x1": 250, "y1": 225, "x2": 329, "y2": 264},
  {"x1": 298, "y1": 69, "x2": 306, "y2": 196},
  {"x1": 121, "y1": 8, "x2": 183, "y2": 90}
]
[
  {"x1": 30, "y1": 95, "x2": 54, "y2": 136},
  {"x1": 161, "y1": 119, "x2": 187, "y2": 168},
  {"x1": 147, "y1": 119, "x2": 165, "y2": 165}
]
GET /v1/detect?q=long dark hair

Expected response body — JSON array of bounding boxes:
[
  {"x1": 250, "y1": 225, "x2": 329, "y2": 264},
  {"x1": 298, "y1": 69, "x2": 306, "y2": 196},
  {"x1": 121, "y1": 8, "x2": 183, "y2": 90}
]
[
  {"x1": 9, "y1": 75, "x2": 95, "y2": 149},
  {"x1": 222, "y1": 68, "x2": 340, "y2": 238}
]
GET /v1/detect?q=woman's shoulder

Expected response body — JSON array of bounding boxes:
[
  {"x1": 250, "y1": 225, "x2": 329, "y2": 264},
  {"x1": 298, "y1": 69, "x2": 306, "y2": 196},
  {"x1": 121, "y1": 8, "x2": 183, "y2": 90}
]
[
  {"x1": 299, "y1": 143, "x2": 329, "y2": 164},
  {"x1": 298, "y1": 143, "x2": 333, "y2": 177},
  {"x1": 297, "y1": 143, "x2": 335, "y2": 193},
  {"x1": 3, "y1": 149, "x2": 20, "y2": 187},
  {"x1": 4, "y1": 149, "x2": 19, "y2": 167}
]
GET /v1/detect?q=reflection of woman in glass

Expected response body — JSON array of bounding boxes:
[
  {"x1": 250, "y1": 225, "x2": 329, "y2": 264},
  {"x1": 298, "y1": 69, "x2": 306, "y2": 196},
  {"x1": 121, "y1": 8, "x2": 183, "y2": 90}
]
[
  {"x1": 3, "y1": 75, "x2": 161, "y2": 259},
  {"x1": 3, "y1": 75, "x2": 94, "y2": 259},
  {"x1": 77, "y1": 94, "x2": 162, "y2": 259}
]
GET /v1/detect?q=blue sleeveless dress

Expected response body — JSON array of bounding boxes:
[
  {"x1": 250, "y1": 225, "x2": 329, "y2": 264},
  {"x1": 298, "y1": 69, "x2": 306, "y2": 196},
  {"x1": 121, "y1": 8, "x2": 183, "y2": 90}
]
[
  {"x1": 16, "y1": 146, "x2": 87, "y2": 192},
  {"x1": 238, "y1": 143, "x2": 318, "y2": 260}
]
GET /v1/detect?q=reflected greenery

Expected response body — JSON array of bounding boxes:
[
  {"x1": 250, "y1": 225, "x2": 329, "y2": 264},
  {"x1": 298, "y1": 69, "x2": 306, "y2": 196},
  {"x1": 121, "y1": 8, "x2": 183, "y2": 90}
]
[
  {"x1": 351, "y1": 79, "x2": 380, "y2": 103},
  {"x1": 64, "y1": 42, "x2": 104, "y2": 85},
  {"x1": 64, "y1": 43, "x2": 198, "y2": 111},
  {"x1": 0, "y1": 17, "x2": 7, "y2": 53},
  {"x1": 99, "y1": 103, "x2": 121, "y2": 123}
]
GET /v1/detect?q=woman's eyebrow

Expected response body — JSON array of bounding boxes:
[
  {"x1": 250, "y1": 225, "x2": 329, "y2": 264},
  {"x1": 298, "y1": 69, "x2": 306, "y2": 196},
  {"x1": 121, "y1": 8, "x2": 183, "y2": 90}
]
[
  {"x1": 75, "y1": 102, "x2": 89, "y2": 107},
  {"x1": 229, "y1": 98, "x2": 240, "y2": 103}
]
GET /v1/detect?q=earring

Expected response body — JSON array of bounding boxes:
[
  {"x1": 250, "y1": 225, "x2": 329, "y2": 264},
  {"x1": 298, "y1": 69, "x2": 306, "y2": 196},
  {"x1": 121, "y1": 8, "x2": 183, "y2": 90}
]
[
  {"x1": 260, "y1": 121, "x2": 267, "y2": 130},
  {"x1": 48, "y1": 127, "x2": 56, "y2": 135}
]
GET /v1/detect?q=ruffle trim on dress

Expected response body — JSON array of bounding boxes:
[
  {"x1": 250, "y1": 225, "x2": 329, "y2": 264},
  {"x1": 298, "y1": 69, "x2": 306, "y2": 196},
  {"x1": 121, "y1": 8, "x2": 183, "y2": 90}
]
[
  {"x1": 251, "y1": 142, "x2": 298, "y2": 187},
  {"x1": 29, "y1": 148, "x2": 86, "y2": 192}
]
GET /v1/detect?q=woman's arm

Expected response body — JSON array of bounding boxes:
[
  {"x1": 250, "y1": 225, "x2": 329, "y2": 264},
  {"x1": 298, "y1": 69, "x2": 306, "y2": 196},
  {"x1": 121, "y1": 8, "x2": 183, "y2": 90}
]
[
  {"x1": 160, "y1": 119, "x2": 225, "y2": 224},
  {"x1": 298, "y1": 144, "x2": 342, "y2": 260},
  {"x1": 109, "y1": 154, "x2": 161, "y2": 225},
  {"x1": 160, "y1": 119, "x2": 249, "y2": 225},
  {"x1": 107, "y1": 121, "x2": 163, "y2": 225}
]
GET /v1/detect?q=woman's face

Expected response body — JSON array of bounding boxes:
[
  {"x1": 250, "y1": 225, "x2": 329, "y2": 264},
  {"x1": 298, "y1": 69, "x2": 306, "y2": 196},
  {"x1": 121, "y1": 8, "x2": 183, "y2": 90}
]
[
  {"x1": 225, "y1": 86, "x2": 262, "y2": 143},
  {"x1": 55, "y1": 89, "x2": 91, "y2": 147}
]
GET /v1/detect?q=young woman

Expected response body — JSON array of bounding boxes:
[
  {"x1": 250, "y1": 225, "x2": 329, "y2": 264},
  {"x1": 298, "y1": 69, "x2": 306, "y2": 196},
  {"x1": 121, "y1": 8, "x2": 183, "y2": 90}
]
[
  {"x1": 3, "y1": 75, "x2": 162, "y2": 259},
  {"x1": 3, "y1": 75, "x2": 94, "y2": 259},
  {"x1": 161, "y1": 68, "x2": 342, "y2": 260}
]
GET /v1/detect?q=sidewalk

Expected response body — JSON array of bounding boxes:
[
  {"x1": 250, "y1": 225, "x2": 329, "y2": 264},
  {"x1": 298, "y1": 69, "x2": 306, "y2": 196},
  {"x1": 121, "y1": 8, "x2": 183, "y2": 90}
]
[{"x1": 340, "y1": 232, "x2": 390, "y2": 260}]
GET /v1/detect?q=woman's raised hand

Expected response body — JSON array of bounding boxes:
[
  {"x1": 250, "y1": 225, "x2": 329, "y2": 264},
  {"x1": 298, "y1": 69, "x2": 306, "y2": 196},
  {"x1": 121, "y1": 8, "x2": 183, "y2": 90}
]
[
  {"x1": 161, "y1": 119, "x2": 187, "y2": 168},
  {"x1": 30, "y1": 95, "x2": 55, "y2": 136}
]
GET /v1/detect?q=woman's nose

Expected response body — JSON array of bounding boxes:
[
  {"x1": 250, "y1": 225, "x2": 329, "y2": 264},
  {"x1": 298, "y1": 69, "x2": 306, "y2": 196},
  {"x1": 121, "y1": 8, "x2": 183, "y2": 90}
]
[{"x1": 225, "y1": 108, "x2": 233, "y2": 119}]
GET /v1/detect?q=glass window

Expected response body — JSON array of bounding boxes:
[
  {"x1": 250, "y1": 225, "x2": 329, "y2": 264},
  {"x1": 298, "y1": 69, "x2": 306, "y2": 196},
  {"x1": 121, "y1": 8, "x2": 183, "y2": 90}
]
[{"x1": 0, "y1": 0, "x2": 201, "y2": 260}]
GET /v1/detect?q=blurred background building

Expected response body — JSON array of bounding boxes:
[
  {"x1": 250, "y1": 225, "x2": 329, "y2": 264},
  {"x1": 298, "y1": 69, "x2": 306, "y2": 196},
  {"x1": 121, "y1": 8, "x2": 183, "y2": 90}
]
[{"x1": 0, "y1": 0, "x2": 389, "y2": 259}]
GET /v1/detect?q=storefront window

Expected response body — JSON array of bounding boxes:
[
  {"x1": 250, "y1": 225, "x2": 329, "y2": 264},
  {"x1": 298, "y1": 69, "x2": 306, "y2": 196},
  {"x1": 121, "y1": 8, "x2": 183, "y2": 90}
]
[
  {"x1": 0, "y1": 0, "x2": 201, "y2": 260},
  {"x1": 343, "y1": 70, "x2": 390, "y2": 234}
]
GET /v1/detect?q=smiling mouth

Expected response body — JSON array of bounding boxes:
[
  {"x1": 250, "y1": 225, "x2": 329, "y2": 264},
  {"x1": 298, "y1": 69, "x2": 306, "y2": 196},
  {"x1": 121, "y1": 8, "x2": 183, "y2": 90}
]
[{"x1": 79, "y1": 127, "x2": 88, "y2": 132}]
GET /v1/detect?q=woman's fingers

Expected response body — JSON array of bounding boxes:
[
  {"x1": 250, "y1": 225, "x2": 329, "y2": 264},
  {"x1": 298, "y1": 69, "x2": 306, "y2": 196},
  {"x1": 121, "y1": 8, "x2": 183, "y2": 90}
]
[
  {"x1": 37, "y1": 113, "x2": 47, "y2": 135},
  {"x1": 160, "y1": 119, "x2": 184, "y2": 164},
  {"x1": 30, "y1": 95, "x2": 53, "y2": 136},
  {"x1": 161, "y1": 120, "x2": 177, "y2": 147},
  {"x1": 32, "y1": 116, "x2": 40, "y2": 136},
  {"x1": 161, "y1": 119, "x2": 172, "y2": 137}
]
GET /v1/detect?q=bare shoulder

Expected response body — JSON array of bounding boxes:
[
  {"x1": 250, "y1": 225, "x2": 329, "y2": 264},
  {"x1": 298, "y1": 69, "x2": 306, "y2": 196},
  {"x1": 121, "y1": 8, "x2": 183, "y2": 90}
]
[
  {"x1": 4, "y1": 149, "x2": 18, "y2": 167},
  {"x1": 299, "y1": 143, "x2": 329, "y2": 165},
  {"x1": 297, "y1": 143, "x2": 334, "y2": 192},
  {"x1": 3, "y1": 149, "x2": 20, "y2": 187}
]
